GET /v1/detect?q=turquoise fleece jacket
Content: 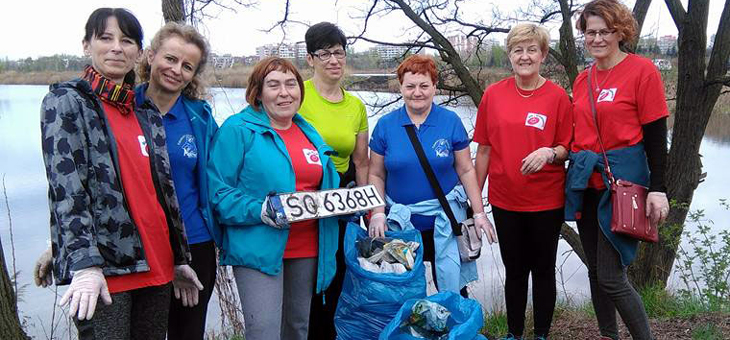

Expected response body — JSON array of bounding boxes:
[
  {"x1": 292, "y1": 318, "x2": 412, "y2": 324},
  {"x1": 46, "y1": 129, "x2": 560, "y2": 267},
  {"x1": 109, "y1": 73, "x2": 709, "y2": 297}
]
[{"x1": 207, "y1": 105, "x2": 340, "y2": 293}]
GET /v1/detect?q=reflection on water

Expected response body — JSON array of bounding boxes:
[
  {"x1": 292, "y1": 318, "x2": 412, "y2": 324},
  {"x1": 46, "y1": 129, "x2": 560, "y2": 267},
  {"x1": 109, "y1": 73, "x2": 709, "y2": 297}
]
[{"x1": 0, "y1": 85, "x2": 728, "y2": 337}]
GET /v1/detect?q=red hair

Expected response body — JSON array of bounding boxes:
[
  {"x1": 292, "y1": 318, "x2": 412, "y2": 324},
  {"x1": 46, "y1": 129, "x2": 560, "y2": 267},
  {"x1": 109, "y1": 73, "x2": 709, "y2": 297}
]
[
  {"x1": 246, "y1": 57, "x2": 305, "y2": 111},
  {"x1": 396, "y1": 55, "x2": 438, "y2": 85},
  {"x1": 576, "y1": 0, "x2": 638, "y2": 48}
]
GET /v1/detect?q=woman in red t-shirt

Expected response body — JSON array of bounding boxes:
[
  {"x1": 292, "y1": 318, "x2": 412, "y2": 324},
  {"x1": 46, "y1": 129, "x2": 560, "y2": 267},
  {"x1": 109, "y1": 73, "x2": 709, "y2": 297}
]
[
  {"x1": 570, "y1": 1, "x2": 670, "y2": 339},
  {"x1": 473, "y1": 23, "x2": 572, "y2": 340}
]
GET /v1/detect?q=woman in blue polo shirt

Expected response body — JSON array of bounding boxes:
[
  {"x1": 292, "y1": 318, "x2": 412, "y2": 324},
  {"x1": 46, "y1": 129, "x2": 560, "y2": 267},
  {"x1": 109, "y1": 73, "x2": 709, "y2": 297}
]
[
  {"x1": 135, "y1": 22, "x2": 220, "y2": 340},
  {"x1": 368, "y1": 55, "x2": 497, "y2": 294}
]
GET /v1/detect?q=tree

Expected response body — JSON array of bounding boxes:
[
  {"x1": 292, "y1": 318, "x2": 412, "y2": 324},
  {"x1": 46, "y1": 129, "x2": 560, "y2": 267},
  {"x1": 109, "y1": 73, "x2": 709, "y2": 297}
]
[
  {"x1": 0, "y1": 234, "x2": 29, "y2": 340},
  {"x1": 627, "y1": 0, "x2": 730, "y2": 288}
]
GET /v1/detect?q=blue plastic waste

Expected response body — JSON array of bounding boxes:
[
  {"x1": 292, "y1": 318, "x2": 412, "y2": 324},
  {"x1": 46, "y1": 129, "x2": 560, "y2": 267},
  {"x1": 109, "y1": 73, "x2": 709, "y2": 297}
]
[
  {"x1": 335, "y1": 223, "x2": 427, "y2": 340},
  {"x1": 379, "y1": 291, "x2": 487, "y2": 340}
]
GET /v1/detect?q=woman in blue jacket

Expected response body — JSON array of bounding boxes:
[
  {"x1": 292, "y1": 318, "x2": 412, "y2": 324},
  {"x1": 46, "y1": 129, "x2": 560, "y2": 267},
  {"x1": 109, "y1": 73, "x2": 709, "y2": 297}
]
[
  {"x1": 207, "y1": 57, "x2": 340, "y2": 340},
  {"x1": 135, "y1": 22, "x2": 220, "y2": 340}
]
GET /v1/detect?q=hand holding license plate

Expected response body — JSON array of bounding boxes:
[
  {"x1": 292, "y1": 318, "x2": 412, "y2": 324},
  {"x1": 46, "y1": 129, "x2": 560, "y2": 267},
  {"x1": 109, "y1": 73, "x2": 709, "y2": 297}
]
[{"x1": 275, "y1": 185, "x2": 384, "y2": 223}]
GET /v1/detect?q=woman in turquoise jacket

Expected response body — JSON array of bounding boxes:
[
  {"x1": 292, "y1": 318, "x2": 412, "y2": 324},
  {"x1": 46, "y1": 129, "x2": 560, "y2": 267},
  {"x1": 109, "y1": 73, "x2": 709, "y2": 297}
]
[{"x1": 207, "y1": 57, "x2": 339, "y2": 340}]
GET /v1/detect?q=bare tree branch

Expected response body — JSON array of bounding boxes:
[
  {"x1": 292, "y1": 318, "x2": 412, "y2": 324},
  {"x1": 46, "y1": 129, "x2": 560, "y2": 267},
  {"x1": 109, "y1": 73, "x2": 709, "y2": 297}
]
[{"x1": 664, "y1": 0, "x2": 687, "y2": 30}]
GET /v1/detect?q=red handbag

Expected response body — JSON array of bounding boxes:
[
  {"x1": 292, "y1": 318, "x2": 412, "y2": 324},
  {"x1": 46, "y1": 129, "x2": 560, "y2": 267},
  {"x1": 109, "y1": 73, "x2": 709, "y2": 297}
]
[{"x1": 586, "y1": 66, "x2": 658, "y2": 243}]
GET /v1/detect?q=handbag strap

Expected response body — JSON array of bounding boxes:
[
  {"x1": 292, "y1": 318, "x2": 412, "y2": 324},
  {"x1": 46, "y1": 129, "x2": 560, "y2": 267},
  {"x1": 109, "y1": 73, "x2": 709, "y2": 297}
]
[
  {"x1": 404, "y1": 125, "x2": 462, "y2": 236},
  {"x1": 586, "y1": 66, "x2": 615, "y2": 183}
]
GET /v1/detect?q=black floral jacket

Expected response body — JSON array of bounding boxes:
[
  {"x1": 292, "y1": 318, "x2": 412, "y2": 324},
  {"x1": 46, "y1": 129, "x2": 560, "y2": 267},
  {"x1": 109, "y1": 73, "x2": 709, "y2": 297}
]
[{"x1": 40, "y1": 79, "x2": 190, "y2": 285}]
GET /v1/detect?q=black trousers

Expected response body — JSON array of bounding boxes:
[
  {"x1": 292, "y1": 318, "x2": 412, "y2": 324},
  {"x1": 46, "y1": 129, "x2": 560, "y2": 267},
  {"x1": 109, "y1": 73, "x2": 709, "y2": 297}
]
[
  {"x1": 167, "y1": 240, "x2": 217, "y2": 340},
  {"x1": 75, "y1": 283, "x2": 172, "y2": 340},
  {"x1": 492, "y1": 205, "x2": 563, "y2": 337}
]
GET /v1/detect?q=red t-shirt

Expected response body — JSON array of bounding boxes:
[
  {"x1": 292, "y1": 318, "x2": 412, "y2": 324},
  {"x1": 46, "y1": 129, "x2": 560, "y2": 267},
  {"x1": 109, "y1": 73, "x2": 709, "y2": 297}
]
[
  {"x1": 275, "y1": 124, "x2": 323, "y2": 259},
  {"x1": 473, "y1": 77, "x2": 573, "y2": 212},
  {"x1": 102, "y1": 102, "x2": 174, "y2": 293},
  {"x1": 572, "y1": 54, "x2": 669, "y2": 188}
]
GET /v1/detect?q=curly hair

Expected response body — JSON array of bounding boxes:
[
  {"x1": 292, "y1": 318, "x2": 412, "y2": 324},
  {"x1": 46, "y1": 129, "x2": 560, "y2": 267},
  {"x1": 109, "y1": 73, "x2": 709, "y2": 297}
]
[
  {"x1": 137, "y1": 22, "x2": 210, "y2": 100},
  {"x1": 396, "y1": 55, "x2": 438, "y2": 85},
  {"x1": 245, "y1": 57, "x2": 305, "y2": 112},
  {"x1": 575, "y1": 0, "x2": 638, "y2": 49}
]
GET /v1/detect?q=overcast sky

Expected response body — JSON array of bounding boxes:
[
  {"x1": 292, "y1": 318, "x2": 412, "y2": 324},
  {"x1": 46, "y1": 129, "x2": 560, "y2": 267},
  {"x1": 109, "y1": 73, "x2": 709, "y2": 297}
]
[{"x1": 1, "y1": 0, "x2": 725, "y2": 60}]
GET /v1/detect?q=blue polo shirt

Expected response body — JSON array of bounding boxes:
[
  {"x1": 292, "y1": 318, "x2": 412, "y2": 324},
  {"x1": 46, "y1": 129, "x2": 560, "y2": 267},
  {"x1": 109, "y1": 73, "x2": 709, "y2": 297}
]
[
  {"x1": 162, "y1": 96, "x2": 212, "y2": 244},
  {"x1": 369, "y1": 104, "x2": 470, "y2": 230}
]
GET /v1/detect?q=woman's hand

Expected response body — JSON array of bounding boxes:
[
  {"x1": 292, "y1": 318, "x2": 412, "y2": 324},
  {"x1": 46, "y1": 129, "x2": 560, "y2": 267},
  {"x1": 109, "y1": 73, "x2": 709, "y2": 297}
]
[
  {"x1": 646, "y1": 192, "x2": 669, "y2": 225},
  {"x1": 473, "y1": 212, "x2": 498, "y2": 244},
  {"x1": 368, "y1": 212, "x2": 387, "y2": 238},
  {"x1": 59, "y1": 266, "x2": 111, "y2": 320},
  {"x1": 520, "y1": 147, "x2": 554, "y2": 175},
  {"x1": 34, "y1": 246, "x2": 53, "y2": 287},
  {"x1": 173, "y1": 265, "x2": 204, "y2": 307}
]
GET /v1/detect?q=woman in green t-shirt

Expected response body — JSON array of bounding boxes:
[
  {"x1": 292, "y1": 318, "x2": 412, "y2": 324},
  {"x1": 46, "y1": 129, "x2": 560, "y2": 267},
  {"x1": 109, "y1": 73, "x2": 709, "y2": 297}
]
[{"x1": 299, "y1": 22, "x2": 369, "y2": 340}]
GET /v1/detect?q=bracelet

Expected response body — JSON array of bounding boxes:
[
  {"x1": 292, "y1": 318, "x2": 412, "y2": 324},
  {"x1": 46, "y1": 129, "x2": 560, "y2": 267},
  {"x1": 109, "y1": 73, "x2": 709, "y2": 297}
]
[
  {"x1": 549, "y1": 147, "x2": 557, "y2": 164},
  {"x1": 473, "y1": 212, "x2": 487, "y2": 220}
]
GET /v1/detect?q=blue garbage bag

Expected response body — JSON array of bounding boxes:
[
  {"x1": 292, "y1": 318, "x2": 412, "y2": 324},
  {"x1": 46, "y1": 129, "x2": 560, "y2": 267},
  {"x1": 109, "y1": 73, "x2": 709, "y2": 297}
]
[
  {"x1": 335, "y1": 223, "x2": 427, "y2": 340},
  {"x1": 379, "y1": 291, "x2": 487, "y2": 340}
]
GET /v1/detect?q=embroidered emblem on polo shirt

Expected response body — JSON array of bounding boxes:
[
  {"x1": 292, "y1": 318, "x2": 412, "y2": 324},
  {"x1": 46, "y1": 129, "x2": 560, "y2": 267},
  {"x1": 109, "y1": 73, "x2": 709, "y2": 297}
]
[
  {"x1": 138, "y1": 135, "x2": 149, "y2": 157},
  {"x1": 178, "y1": 134, "x2": 198, "y2": 159},
  {"x1": 525, "y1": 112, "x2": 547, "y2": 130},
  {"x1": 303, "y1": 148, "x2": 322, "y2": 165},
  {"x1": 432, "y1": 139, "x2": 451, "y2": 158},
  {"x1": 597, "y1": 88, "x2": 617, "y2": 103}
]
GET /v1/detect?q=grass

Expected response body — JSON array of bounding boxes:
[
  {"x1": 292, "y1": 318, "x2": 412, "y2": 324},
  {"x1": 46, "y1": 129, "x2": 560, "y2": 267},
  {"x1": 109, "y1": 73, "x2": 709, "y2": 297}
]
[
  {"x1": 482, "y1": 309, "x2": 509, "y2": 338},
  {"x1": 692, "y1": 323, "x2": 725, "y2": 340}
]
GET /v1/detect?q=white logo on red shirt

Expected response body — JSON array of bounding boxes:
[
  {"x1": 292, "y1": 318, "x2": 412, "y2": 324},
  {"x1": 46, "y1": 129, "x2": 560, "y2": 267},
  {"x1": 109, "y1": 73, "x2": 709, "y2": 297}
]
[
  {"x1": 137, "y1": 136, "x2": 149, "y2": 157},
  {"x1": 303, "y1": 148, "x2": 321, "y2": 165},
  {"x1": 597, "y1": 88, "x2": 617, "y2": 103},
  {"x1": 525, "y1": 112, "x2": 547, "y2": 130}
]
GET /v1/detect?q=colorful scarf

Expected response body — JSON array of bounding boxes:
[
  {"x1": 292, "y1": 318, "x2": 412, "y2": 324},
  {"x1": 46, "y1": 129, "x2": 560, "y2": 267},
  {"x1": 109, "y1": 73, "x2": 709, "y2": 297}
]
[{"x1": 82, "y1": 65, "x2": 135, "y2": 116}]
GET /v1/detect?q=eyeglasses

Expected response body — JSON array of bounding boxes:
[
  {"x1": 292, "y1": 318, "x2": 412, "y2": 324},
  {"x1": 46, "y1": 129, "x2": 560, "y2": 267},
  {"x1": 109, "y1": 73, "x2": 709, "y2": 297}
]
[
  {"x1": 584, "y1": 29, "x2": 616, "y2": 39},
  {"x1": 311, "y1": 49, "x2": 346, "y2": 61}
]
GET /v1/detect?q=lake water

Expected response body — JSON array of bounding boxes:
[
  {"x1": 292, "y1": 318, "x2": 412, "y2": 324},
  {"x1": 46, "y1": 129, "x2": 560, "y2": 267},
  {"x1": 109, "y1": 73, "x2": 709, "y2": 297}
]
[{"x1": 1, "y1": 84, "x2": 728, "y2": 338}]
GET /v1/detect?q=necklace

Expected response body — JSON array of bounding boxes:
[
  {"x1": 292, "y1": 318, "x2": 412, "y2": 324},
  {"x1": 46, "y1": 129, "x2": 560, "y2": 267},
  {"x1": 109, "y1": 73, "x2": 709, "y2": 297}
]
[
  {"x1": 514, "y1": 76, "x2": 541, "y2": 98},
  {"x1": 593, "y1": 64, "x2": 614, "y2": 92}
]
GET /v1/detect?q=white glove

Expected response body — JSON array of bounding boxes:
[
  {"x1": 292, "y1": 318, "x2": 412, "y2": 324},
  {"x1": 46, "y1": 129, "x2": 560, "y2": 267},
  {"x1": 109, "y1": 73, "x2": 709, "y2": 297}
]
[
  {"x1": 473, "y1": 212, "x2": 498, "y2": 244},
  {"x1": 521, "y1": 147, "x2": 555, "y2": 175},
  {"x1": 173, "y1": 264, "x2": 204, "y2": 307},
  {"x1": 59, "y1": 266, "x2": 111, "y2": 320},
  {"x1": 368, "y1": 212, "x2": 387, "y2": 238},
  {"x1": 646, "y1": 192, "x2": 669, "y2": 225},
  {"x1": 260, "y1": 194, "x2": 289, "y2": 229},
  {"x1": 34, "y1": 246, "x2": 53, "y2": 287}
]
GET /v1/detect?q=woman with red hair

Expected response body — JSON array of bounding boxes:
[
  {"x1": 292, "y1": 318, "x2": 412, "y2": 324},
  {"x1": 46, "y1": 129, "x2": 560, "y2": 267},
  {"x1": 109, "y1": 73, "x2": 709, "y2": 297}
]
[
  {"x1": 368, "y1": 55, "x2": 497, "y2": 294},
  {"x1": 567, "y1": 0, "x2": 670, "y2": 339}
]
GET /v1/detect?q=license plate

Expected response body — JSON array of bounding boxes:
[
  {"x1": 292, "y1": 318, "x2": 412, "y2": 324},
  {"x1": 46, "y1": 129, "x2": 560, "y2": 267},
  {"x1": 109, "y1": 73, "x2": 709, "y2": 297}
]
[{"x1": 277, "y1": 185, "x2": 385, "y2": 222}]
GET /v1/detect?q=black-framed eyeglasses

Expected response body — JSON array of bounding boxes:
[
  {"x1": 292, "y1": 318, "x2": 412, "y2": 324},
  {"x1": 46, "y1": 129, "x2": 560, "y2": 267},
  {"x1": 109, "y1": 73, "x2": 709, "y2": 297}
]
[
  {"x1": 584, "y1": 29, "x2": 616, "y2": 39},
  {"x1": 311, "y1": 49, "x2": 346, "y2": 61}
]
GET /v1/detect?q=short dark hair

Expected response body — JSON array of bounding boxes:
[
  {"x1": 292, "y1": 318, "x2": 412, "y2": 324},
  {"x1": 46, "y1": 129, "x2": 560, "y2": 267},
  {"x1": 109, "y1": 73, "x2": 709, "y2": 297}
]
[
  {"x1": 246, "y1": 57, "x2": 305, "y2": 112},
  {"x1": 84, "y1": 8, "x2": 143, "y2": 85},
  {"x1": 305, "y1": 22, "x2": 347, "y2": 54}
]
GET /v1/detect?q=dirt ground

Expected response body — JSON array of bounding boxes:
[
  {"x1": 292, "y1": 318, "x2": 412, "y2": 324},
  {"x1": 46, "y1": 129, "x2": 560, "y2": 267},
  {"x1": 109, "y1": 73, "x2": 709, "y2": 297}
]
[{"x1": 546, "y1": 311, "x2": 730, "y2": 339}]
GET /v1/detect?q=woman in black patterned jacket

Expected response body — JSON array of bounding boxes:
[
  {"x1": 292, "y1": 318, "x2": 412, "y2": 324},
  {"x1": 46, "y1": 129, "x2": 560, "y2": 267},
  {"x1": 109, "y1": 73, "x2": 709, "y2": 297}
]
[{"x1": 39, "y1": 8, "x2": 196, "y2": 339}]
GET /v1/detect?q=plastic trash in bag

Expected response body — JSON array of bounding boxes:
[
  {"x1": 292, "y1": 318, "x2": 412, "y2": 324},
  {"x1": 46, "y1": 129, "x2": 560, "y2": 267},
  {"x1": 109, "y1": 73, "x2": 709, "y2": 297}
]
[
  {"x1": 379, "y1": 291, "x2": 487, "y2": 340},
  {"x1": 357, "y1": 237, "x2": 420, "y2": 270},
  {"x1": 335, "y1": 223, "x2": 427, "y2": 340},
  {"x1": 400, "y1": 300, "x2": 451, "y2": 339}
]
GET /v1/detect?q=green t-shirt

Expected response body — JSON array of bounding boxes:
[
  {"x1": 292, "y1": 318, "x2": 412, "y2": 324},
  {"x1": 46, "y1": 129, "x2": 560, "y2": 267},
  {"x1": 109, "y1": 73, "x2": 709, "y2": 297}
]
[{"x1": 299, "y1": 79, "x2": 368, "y2": 173}]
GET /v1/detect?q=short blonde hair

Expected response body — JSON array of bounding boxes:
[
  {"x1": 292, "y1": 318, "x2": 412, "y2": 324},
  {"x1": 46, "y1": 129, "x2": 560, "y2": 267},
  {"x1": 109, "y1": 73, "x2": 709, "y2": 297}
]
[{"x1": 506, "y1": 23, "x2": 550, "y2": 56}]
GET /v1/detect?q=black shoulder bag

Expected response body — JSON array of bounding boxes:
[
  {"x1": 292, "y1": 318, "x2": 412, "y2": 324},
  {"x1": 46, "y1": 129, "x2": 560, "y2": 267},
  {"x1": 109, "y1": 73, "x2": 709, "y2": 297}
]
[{"x1": 404, "y1": 125, "x2": 482, "y2": 261}]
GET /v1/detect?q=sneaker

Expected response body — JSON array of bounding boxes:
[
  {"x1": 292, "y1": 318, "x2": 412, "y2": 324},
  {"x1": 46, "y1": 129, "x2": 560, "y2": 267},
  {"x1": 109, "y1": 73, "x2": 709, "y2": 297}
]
[{"x1": 534, "y1": 337, "x2": 547, "y2": 340}]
